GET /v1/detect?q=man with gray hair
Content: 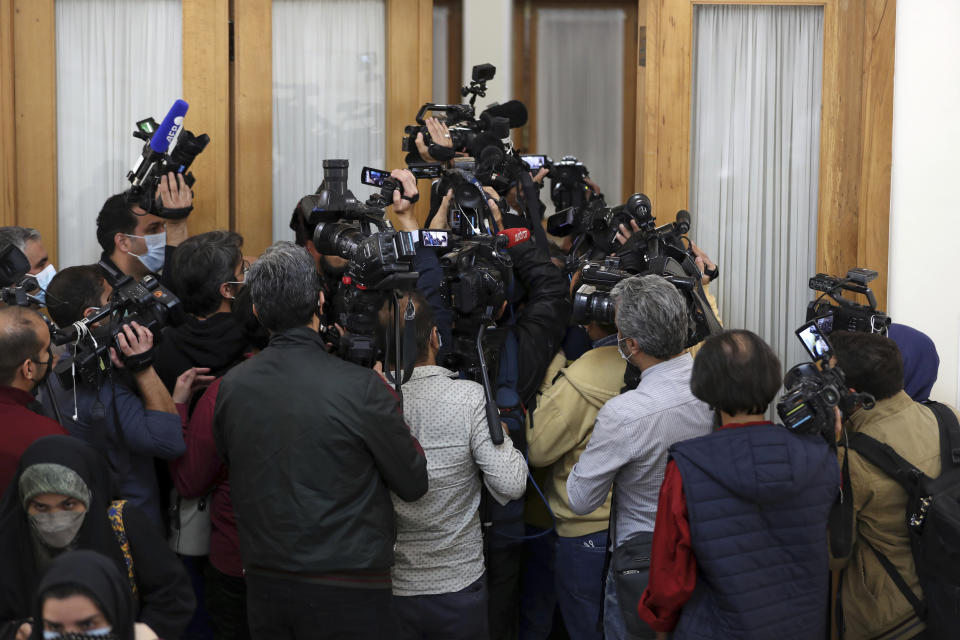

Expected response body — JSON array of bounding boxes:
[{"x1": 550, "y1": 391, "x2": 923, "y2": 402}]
[
  {"x1": 567, "y1": 274, "x2": 713, "y2": 640},
  {"x1": 0, "y1": 226, "x2": 55, "y2": 305},
  {"x1": 213, "y1": 241, "x2": 428, "y2": 640}
]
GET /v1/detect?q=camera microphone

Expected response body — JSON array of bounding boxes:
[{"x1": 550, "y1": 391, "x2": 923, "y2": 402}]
[
  {"x1": 481, "y1": 100, "x2": 528, "y2": 128},
  {"x1": 497, "y1": 227, "x2": 532, "y2": 249},
  {"x1": 150, "y1": 99, "x2": 190, "y2": 154},
  {"x1": 675, "y1": 209, "x2": 691, "y2": 235}
]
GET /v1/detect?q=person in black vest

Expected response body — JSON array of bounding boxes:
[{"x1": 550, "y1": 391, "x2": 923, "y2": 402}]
[{"x1": 637, "y1": 330, "x2": 839, "y2": 639}]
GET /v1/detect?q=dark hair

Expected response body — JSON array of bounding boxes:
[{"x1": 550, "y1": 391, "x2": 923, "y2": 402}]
[
  {"x1": 45, "y1": 266, "x2": 106, "y2": 327},
  {"x1": 231, "y1": 285, "x2": 269, "y2": 352},
  {"x1": 247, "y1": 241, "x2": 320, "y2": 333},
  {"x1": 289, "y1": 202, "x2": 317, "y2": 247},
  {"x1": 830, "y1": 330, "x2": 904, "y2": 401},
  {"x1": 380, "y1": 291, "x2": 436, "y2": 365},
  {"x1": 95, "y1": 193, "x2": 137, "y2": 254},
  {"x1": 0, "y1": 307, "x2": 46, "y2": 386},
  {"x1": 691, "y1": 330, "x2": 782, "y2": 415},
  {"x1": 171, "y1": 231, "x2": 244, "y2": 317}
]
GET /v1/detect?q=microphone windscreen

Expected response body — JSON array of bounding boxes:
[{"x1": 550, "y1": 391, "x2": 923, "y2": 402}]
[
  {"x1": 150, "y1": 99, "x2": 190, "y2": 153},
  {"x1": 483, "y1": 100, "x2": 528, "y2": 128}
]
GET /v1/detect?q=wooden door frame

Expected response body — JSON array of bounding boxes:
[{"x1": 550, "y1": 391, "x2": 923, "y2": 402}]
[
  {"x1": 2, "y1": 0, "x2": 433, "y2": 257},
  {"x1": 641, "y1": 0, "x2": 896, "y2": 309},
  {"x1": 513, "y1": 0, "x2": 639, "y2": 201}
]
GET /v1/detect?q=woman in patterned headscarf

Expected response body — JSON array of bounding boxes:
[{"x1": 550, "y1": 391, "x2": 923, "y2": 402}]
[{"x1": 0, "y1": 436, "x2": 194, "y2": 640}]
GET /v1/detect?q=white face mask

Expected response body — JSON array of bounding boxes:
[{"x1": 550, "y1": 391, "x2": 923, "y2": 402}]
[
  {"x1": 125, "y1": 232, "x2": 166, "y2": 273},
  {"x1": 617, "y1": 335, "x2": 635, "y2": 361},
  {"x1": 33, "y1": 264, "x2": 57, "y2": 305},
  {"x1": 29, "y1": 510, "x2": 86, "y2": 548}
]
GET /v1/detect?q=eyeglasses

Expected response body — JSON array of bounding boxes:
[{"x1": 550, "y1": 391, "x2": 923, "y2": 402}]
[{"x1": 224, "y1": 259, "x2": 251, "y2": 290}]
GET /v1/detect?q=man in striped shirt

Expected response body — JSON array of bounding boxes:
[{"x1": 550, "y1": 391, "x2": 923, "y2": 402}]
[{"x1": 567, "y1": 274, "x2": 713, "y2": 640}]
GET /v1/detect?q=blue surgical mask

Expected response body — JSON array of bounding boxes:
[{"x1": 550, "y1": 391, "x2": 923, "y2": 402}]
[
  {"x1": 33, "y1": 263, "x2": 56, "y2": 305},
  {"x1": 44, "y1": 627, "x2": 117, "y2": 639},
  {"x1": 125, "y1": 231, "x2": 166, "y2": 273}
]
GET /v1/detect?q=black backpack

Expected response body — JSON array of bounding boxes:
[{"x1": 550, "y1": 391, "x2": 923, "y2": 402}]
[{"x1": 846, "y1": 401, "x2": 960, "y2": 638}]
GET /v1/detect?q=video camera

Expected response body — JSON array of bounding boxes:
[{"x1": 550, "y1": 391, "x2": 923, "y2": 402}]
[
  {"x1": 51, "y1": 272, "x2": 180, "y2": 390},
  {"x1": 777, "y1": 318, "x2": 875, "y2": 445},
  {"x1": 298, "y1": 160, "x2": 420, "y2": 373},
  {"x1": 544, "y1": 155, "x2": 597, "y2": 220},
  {"x1": 438, "y1": 232, "x2": 515, "y2": 443},
  {"x1": 571, "y1": 253, "x2": 722, "y2": 351},
  {"x1": 402, "y1": 64, "x2": 527, "y2": 163},
  {"x1": 806, "y1": 267, "x2": 890, "y2": 335},
  {"x1": 0, "y1": 245, "x2": 43, "y2": 307},
  {"x1": 126, "y1": 99, "x2": 209, "y2": 217}
]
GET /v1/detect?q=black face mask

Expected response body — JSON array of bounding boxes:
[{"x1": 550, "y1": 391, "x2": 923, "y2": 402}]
[{"x1": 32, "y1": 346, "x2": 54, "y2": 389}]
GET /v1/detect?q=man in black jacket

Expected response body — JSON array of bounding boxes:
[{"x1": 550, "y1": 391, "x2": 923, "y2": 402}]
[
  {"x1": 153, "y1": 230, "x2": 250, "y2": 391},
  {"x1": 213, "y1": 241, "x2": 428, "y2": 640}
]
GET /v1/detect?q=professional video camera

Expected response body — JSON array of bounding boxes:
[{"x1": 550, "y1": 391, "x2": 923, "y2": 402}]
[
  {"x1": 806, "y1": 267, "x2": 890, "y2": 335},
  {"x1": 300, "y1": 160, "x2": 420, "y2": 373},
  {"x1": 402, "y1": 63, "x2": 527, "y2": 163},
  {"x1": 548, "y1": 192, "x2": 657, "y2": 262},
  {"x1": 777, "y1": 318, "x2": 876, "y2": 444},
  {"x1": 571, "y1": 253, "x2": 721, "y2": 350},
  {"x1": 544, "y1": 155, "x2": 597, "y2": 221},
  {"x1": 126, "y1": 99, "x2": 209, "y2": 216},
  {"x1": 51, "y1": 273, "x2": 180, "y2": 390},
  {"x1": 439, "y1": 233, "x2": 517, "y2": 443},
  {"x1": 0, "y1": 244, "x2": 43, "y2": 307}
]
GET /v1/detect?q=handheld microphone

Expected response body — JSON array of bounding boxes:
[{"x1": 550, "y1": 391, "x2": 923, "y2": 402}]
[
  {"x1": 150, "y1": 99, "x2": 190, "y2": 154},
  {"x1": 497, "y1": 227, "x2": 532, "y2": 248},
  {"x1": 482, "y1": 100, "x2": 528, "y2": 128}
]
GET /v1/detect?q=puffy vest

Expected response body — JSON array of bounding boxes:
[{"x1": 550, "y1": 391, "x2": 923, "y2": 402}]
[{"x1": 670, "y1": 424, "x2": 839, "y2": 640}]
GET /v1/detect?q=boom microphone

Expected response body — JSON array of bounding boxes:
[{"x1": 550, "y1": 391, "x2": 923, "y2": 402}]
[
  {"x1": 497, "y1": 227, "x2": 532, "y2": 248},
  {"x1": 481, "y1": 100, "x2": 528, "y2": 128},
  {"x1": 149, "y1": 99, "x2": 189, "y2": 154}
]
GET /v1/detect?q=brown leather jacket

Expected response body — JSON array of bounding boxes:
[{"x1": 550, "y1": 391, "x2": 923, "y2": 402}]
[{"x1": 837, "y1": 392, "x2": 950, "y2": 640}]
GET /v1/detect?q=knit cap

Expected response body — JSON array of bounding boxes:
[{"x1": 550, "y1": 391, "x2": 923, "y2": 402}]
[{"x1": 19, "y1": 463, "x2": 92, "y2": 510}]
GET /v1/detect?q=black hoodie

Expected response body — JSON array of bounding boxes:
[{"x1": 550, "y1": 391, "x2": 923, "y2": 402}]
[{"x1": 153, "y1": 312, "x2": 249, "y2": 392}]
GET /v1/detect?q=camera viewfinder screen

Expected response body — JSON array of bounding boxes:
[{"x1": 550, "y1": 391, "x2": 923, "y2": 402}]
[
  {"x1": 522, "y1": 155, "x2": 546, "y2": 170},
  {"x1": 796, "y1": 321, "x2": 832, "y2": 361},
  {"x1": 361, "y1": 167, "x2": 389, "y2": 188},
  {"x1": 421, "y1": 230, "x2": 449, "y2": 248}
]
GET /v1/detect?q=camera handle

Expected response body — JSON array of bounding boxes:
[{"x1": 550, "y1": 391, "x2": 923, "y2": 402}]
[{"x1": 475, "y1": 323, "x2": 505, "y2": 445}]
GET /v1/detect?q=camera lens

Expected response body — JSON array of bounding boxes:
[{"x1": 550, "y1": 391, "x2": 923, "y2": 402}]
[
  {"x1": 313, "y1": 222, "x2": 365, "y2": 259},
  {"x1": 822, "y1": 386, "x2": 841, "y2": 406}
]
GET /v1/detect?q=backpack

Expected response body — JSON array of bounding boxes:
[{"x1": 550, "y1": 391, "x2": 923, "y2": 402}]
[{"x1": 846, "y1": 401, "x2": 960, "y2": 638}]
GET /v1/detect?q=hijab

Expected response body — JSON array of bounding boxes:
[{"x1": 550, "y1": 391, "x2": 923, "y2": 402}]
[
  {"x1": 29, "y1": 550, "x2": 134, "y2": 640},
  {"x1": 888, "y1": 323, "x2": 940, "y2": 402},
  {"x1": 0, "y1": 436, "x2": 126, "y2": 628}
]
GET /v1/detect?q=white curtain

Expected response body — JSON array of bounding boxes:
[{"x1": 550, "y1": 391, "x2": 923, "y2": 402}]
[
  {"x1": 536, "y1": 9, "x2": 624, "y2": 214},
  {"x1": 272, "y1": 0, "x2": 386, "y2": 242},
  {"x1": 690, "y1": 5, "x2": 824, "y2": 373},
  {"x1": 55, "y1": 0, "x2": 183, "y2": 269},
  {"x1": 433, "y1": 6, "x2": 449, "y2": 102}
]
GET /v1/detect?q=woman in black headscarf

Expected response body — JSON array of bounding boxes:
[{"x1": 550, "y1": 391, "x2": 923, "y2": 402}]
[
  {"x1": 28, "y1": 549, "x2": 140, "y2": 640},
  {"x1": 0, "y1": 436, "x2": 194, "y2": 640}
]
